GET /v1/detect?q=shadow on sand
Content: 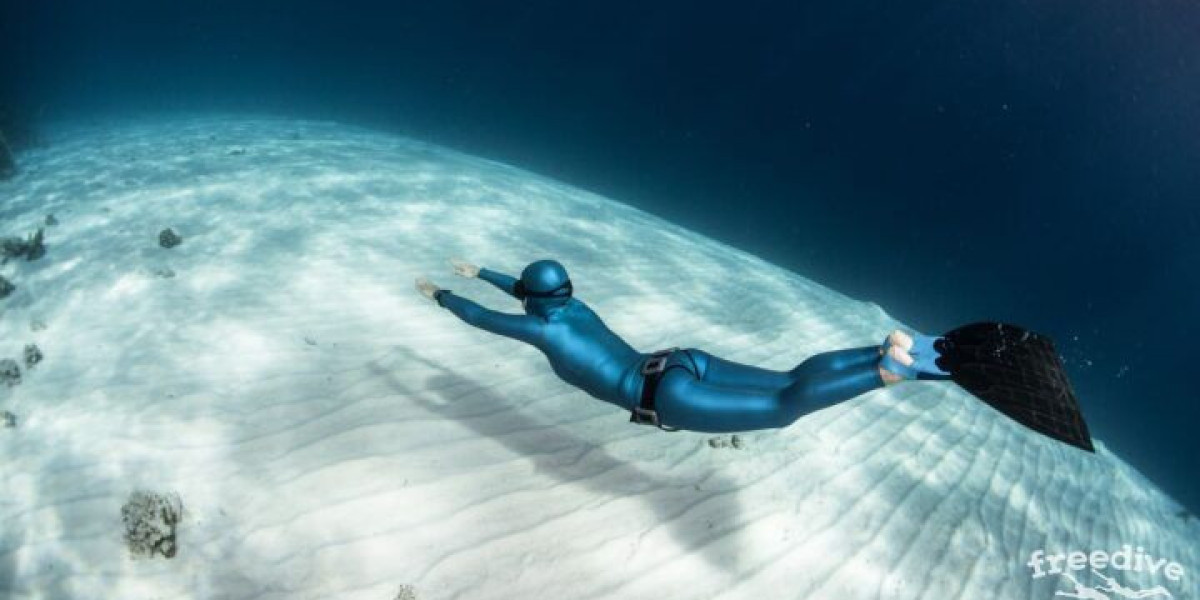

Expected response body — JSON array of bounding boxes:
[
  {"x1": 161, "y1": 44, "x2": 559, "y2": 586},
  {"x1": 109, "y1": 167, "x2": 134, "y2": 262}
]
[{"x1": 367, "y1": 346, "x2": 749, "y2": 577}]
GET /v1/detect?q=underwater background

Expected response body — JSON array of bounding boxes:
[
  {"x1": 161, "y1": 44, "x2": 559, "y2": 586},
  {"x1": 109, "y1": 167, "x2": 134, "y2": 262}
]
[{"x1": 3, "y1": 0, "x2": 1197, "y2": 519}]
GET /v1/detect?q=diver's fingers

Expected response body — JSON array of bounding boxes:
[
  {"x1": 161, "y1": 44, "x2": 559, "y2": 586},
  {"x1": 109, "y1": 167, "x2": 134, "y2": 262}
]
[
  {"x1": 415, "y1": 277, "x2": 439, "y2": 299},
  {"x1": 448, "y1": 258, "x2": 479, "y2": 278}
]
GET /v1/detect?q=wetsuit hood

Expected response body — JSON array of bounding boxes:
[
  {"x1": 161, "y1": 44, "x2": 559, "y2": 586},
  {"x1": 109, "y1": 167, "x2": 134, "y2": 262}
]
[{"x1": 517, "y1": 259, "x2": 572, "y2": 316}]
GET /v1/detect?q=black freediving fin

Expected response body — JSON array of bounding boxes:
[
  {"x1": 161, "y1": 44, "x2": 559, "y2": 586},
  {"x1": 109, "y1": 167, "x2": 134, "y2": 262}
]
[{"x1": 932, "y1": 322, "x2": 1095, "y2": 453}]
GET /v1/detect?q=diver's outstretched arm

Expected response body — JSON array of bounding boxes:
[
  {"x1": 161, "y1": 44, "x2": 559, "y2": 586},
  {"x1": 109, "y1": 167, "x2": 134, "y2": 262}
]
[
  {"x1": 417, "y1": 277, "x2": 542, "y2": 344},
  {"x1": 450, "y1": 258, "x2": 520, "y2": 298},
  {"x1": 478, "y1": 268, "x2": 519, "y2": 297}
]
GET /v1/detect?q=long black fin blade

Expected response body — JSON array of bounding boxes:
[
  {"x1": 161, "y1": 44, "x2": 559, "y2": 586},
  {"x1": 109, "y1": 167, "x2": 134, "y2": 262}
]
[{"x1": 935, "y1": 322, "x2": 1095, "y2": 452}]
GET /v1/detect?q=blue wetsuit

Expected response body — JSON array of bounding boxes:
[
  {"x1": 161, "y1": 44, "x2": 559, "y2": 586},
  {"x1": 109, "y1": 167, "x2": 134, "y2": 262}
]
[{"x1": 435, "y1": 267, "x2": 885, "y2": 433}]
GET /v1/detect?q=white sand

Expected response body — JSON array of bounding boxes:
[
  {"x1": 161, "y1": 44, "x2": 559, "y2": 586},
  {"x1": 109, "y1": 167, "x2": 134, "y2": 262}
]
[{"x1": 0, "y1": 117, "x2": 1194, "y2": 600}]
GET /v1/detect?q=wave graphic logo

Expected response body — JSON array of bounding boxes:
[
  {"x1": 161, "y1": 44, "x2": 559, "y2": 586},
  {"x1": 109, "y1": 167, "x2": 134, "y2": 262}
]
[{"x1": 1027, "y1": 546, "x2": 1185, "y2": 599}]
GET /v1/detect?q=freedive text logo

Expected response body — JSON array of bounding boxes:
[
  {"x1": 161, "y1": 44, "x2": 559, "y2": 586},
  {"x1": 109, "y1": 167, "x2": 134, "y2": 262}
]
[{"x1": 1027, "y1": 545, "x2": 1184, "y2": 599}]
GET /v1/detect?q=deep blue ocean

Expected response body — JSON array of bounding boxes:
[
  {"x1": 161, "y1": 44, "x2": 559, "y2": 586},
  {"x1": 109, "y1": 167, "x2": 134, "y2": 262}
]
[{"x1": 4, "y1": 1, "x2": 1197, "y2": 512}]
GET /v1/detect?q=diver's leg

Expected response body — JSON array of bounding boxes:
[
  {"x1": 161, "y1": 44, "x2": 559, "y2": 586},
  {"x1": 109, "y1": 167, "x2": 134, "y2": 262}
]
[
  {"x1": 698, "y1": 351, "x2": 793, "y2": 390},
  {"x1": 698, "y1": 345, "x2": 882, "y2": 391},
  {"x1": 653, "y1": 369, "x2": 793, "y2": 433},
  {"x1": 797, "y1": 331, "x2": 923, "y2": 376},
  {"x1": 779, "y1": 362, "x2": 886, "y2": 417},
  {"x1": 694, "y1": 330, "x2": 918, "y2": 395},
  {"x1": 789, "y1": 346, "x2": 882, "y2": 377},
  {"x1": 653, "y1": 362, "x2": 886, "y2": 433}
]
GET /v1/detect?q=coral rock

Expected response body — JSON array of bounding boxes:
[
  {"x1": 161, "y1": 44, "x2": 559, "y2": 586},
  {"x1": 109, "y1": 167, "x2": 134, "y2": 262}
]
[
  {"x1": 0, "y1": 359, "x2": 20, "y2": 387},
  {"x1": 159, "y1": 228, "x2": 183, "y2": 249},
  {"x1": 24, "y1": 344, "x2": 42, "y2": 369},
  {"x1": 122, "y1": 490, "x2": 183, "y2": 559}
]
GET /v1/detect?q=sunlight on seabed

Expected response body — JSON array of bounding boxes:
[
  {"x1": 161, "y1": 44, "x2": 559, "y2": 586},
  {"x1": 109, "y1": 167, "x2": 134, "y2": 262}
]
[{"x1": 0, "y1": 117, "x2": 1193, "y2": 600}]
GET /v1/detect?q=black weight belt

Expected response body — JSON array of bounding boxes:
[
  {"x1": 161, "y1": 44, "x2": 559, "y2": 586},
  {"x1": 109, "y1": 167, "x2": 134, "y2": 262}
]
[{"x1": 630, "y1": 347, "x2": 688, "y2": 432}]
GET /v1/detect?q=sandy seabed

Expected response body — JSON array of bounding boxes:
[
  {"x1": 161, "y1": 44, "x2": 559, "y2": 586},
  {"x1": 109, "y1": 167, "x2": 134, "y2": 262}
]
[{"x1": 0, "y1": 117, "x2": 1195, "y2": 600}]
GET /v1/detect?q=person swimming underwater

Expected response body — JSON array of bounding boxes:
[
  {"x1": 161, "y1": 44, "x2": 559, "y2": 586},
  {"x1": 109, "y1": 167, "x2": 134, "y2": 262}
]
[{"x1": 414, "y1": 259, "x2": 948, "y2": 433}]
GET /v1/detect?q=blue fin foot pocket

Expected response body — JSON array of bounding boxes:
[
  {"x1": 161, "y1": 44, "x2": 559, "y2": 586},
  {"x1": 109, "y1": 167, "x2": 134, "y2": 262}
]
[{"x1": 879, "y1": 331, "x2": 951, "y2": 380}]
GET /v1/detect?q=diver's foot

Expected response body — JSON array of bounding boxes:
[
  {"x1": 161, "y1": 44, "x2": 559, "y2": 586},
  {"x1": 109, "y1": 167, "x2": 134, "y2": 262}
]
[
  {"x1": 879, "y1": 329, "x2": 953, "y2": 381},
  {"x1": 887, "y1": 329, "x2": 914, "y2": 353},
  {"x1": 879, "y1": 345, "x2": 916, "y2": 384},
  {"x1": 879, "y1": 329, "x2": 914, "y2": 358}
]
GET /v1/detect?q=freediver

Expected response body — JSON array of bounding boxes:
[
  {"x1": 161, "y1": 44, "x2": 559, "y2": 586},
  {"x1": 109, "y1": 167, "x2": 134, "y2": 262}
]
[{"x1": 414, "y1": 259, "x2": 951, "y2": 433}]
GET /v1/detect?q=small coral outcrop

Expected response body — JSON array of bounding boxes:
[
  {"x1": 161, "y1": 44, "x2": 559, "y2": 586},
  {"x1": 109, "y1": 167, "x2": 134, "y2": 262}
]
[{"x1": 121, "y1": 490, "x2": 183, "y2": 559}]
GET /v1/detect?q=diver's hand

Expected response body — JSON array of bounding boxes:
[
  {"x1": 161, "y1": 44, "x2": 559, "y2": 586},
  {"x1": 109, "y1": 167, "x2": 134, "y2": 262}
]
[
  {"x1": 450, "y1": 258, "x2": 480, "y2": 278},
  {"x1": 415, "y1": 277, "x2": 441, "y2": 301}
]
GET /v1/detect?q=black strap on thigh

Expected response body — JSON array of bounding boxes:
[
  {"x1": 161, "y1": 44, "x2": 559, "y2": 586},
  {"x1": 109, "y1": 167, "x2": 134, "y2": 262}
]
[{"x1": 630, "y1": 348, "x2": 687, "y2": 432}]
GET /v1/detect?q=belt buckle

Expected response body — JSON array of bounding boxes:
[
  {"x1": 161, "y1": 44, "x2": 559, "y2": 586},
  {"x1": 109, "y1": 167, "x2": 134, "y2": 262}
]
[
  {"x1": 630, "y1": 407, "x2": 679, "y2": 432},
  {"x1": 630, "y1": 406, "x2": 661, "y2": 427},
  {"x1": 641, "y1": 347, "x2": 677, "y2": 375}
]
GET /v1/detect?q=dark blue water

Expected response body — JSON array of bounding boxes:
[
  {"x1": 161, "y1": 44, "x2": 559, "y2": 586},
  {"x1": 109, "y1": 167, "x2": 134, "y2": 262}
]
[{"x1": 5, "y1": 1, "x2": 1198, "y2": 512}]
